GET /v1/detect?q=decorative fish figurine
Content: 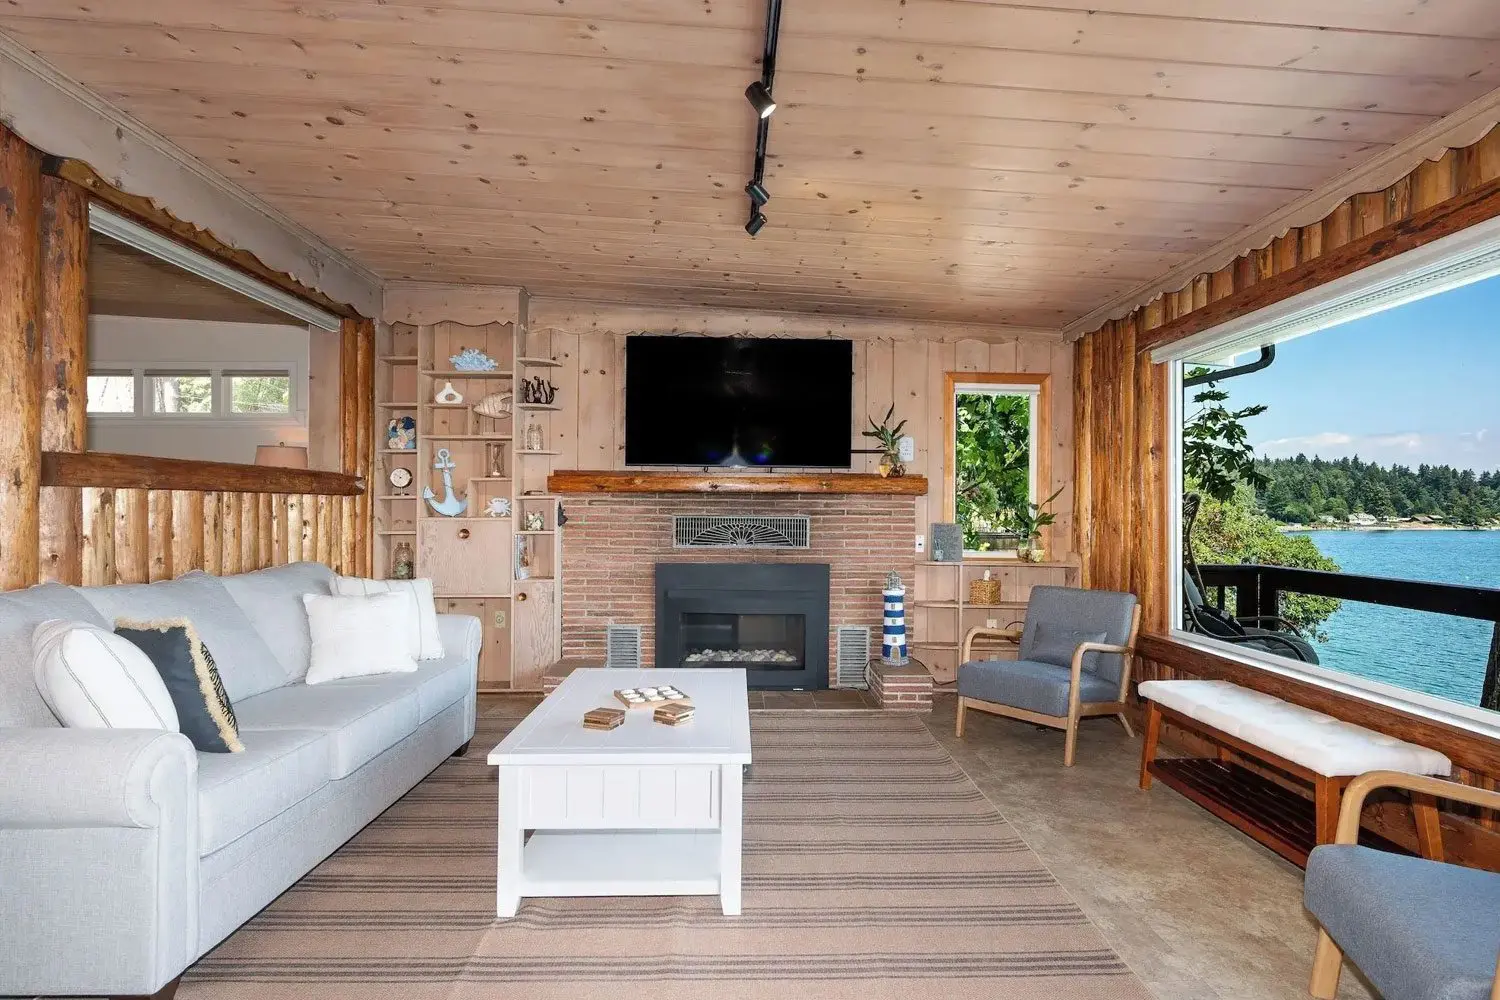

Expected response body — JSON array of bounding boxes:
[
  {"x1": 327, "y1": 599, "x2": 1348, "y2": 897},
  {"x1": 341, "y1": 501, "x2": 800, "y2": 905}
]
[{"x1": 424, "y1": 448, "x2": 469, "y2": 517}]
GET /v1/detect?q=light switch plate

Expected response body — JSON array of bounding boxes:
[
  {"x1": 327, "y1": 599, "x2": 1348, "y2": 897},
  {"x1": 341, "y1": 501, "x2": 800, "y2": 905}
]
[
  {"x1": 915, "y1": 533, "x2": 925, "y2": 553},
  {"x1": 986, "y1": 618, "x2": 999, "y2": 629},
  {"x1": 898, "y1": 435, "x2": 916, "y2": 462}
]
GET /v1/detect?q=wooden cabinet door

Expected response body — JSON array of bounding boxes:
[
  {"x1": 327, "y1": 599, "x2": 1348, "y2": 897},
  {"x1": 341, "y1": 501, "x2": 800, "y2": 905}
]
[
  {"x1": 512, "y1": 579, "x2": 559, "y2": 689},
  {"x1": 421, "y1": 519, "x2": 513, "y2": 596}
]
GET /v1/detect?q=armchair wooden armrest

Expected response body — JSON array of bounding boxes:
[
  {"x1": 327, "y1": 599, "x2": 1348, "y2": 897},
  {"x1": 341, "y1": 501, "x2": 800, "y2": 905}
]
[{"x1": 961, "y1": 625, "x2": 1022, "y2": 662}]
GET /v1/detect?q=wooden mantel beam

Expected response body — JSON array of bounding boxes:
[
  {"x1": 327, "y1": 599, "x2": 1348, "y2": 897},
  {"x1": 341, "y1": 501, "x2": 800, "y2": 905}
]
[{"x1": 547, "y1": 470, "x2": 929, "y2": 496}]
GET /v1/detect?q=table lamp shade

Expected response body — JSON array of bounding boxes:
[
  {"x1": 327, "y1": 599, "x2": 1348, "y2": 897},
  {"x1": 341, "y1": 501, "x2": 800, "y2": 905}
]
[{"x1": 254, "y1": 444, "x2": 308, "y2": 468}]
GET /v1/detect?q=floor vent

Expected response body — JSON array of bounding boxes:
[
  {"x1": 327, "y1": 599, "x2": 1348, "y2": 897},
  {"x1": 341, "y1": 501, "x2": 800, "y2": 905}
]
[
  {"x1": 673, "y1": 515, "x2": 811, "y2": 549},
  {"x1": 834, "y1": 626, "x2": 871, "y2": 689},
  {"x1": 605, "y1": 624, "x2": 643, "y2": 669}
]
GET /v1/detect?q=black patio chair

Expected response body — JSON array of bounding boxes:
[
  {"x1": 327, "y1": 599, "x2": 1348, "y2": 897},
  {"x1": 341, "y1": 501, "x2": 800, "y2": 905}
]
[{"x1": 1181, "y1": 493, "x2": 1320, "y2": 664}]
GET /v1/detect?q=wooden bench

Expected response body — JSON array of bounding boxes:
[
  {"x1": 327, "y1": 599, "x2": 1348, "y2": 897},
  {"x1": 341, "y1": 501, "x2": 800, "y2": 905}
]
[{"x1": 1138, "y1": 679, "x2": 1453, "y2": 866}]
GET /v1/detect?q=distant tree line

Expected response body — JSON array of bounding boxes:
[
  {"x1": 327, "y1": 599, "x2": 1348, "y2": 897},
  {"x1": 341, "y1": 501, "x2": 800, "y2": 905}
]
[{"x1": 1256, "y1": 454, "x2": 1500, "y2": 525}]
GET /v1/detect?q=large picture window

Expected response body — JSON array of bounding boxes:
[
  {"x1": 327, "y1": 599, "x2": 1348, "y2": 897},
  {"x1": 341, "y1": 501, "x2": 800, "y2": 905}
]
[
  {"x1": 1160, "y1": 215, "x2": 1500, "y2": 730},
  {"x1": 943, "y1": 373, "x2": 1049, "y2": 556}
]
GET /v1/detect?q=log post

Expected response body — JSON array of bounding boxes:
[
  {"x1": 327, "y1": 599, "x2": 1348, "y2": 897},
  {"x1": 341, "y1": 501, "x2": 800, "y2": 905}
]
[
  {"x1": 37, "y1": 174, "x2": 89, "y2": 585},
  {"x1": 0, "y1": 125, "x2": 44, "y2": 590}
]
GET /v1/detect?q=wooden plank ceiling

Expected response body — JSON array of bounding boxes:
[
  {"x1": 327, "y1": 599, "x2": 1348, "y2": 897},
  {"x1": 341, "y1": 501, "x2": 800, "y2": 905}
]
[{"x1": 3, "y1": 1, "x2": 1499, "y2": 327}]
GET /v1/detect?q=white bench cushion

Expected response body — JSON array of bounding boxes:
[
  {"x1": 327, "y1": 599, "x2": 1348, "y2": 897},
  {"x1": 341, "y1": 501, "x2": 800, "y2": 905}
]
[{"x1": 1138, "y1": 679, "x2": 1452, "y2": 778}]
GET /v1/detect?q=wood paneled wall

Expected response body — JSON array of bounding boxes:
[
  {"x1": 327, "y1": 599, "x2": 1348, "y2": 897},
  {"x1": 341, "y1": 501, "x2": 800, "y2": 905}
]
[
  {"x1": 526, "y1": 298, "x2": 1078, "y2": 560},
  {"x1": 1075, "y1": 127, "x2": 1500, "y2": 866},
  {"x1": 0, "y1": 121, "x2": 374, "y2": 593}
]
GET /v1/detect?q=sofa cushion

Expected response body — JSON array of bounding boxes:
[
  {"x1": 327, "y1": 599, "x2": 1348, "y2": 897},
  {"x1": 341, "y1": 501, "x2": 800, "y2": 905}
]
[
  {"x1": 234, "y1": 682, "x2": 421, "y2": 778},
  {"x1": 74, "y1": 573, "x2": 285, "y2": 703},
  {"x1": 197, "y1": 728, "x2": 329, "y2": 855},
  {"x1": 0, "y1": 583, "x2": 109, "y2": 727},
  {"x1": 1306, "y1": 844, "x2": 1500, "y2": 1000},
  {"x1": 220, "y1": 562, "x2": 334, "y2": 683},
  {"x1": 957, "y1": 658, "x2": 1118, "y2": 718},
  {"x1": 341, "y1": 654, "x2": 475, "y2": 724}
]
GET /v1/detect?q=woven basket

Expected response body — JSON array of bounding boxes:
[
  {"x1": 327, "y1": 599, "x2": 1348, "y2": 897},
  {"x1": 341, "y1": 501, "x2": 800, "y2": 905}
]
[{"x1": 968, "y1": 578, "x2": 1002, "y2": 605}]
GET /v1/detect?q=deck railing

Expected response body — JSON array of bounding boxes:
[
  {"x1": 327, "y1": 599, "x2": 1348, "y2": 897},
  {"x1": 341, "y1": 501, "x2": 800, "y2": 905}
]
[{"x1": 1196, "y1": 562, "x2": 1500, "y2": 710}]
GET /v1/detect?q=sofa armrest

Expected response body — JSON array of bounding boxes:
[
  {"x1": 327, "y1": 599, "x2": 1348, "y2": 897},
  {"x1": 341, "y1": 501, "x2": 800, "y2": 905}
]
[
  {"x1": 438, "y1": 613, "x2": 483, "y2": 664},
  {"x1": 0, "y1": 727, "x2": 199, "y2": 997},
  {"x1": 0, "y1": 727, "x2": 196, "y2": 828}
]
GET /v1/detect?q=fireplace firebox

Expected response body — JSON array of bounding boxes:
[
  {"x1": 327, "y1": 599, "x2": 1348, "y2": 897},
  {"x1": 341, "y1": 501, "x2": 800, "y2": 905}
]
[{"x1": 655, "y1": 563, "x2": 830, "y2": 690}]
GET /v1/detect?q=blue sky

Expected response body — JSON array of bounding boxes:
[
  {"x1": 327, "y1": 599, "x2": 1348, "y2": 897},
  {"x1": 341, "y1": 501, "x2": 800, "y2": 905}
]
[{"x1": 1206, "y1": 272, "x2": 1500, "y2": 472}]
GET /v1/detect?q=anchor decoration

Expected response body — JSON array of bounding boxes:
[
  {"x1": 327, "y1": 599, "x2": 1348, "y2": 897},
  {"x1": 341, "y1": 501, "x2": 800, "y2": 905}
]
[{"x1": 424, "y1": 448, "x2": 469, "y2": 517}]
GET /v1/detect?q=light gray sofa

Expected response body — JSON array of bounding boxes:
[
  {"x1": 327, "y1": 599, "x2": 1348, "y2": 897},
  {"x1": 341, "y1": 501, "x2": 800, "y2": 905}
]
[{"x1": 0, "y1": 562, "x2": 480, "y2": 999}]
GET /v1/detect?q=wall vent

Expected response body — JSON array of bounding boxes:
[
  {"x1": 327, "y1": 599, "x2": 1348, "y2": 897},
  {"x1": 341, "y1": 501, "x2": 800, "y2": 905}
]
[
  {"x1": 834, "y1": 626, "x2": 871, "y2": 689},
  {"x1": 605, "y1": 624, "x2": 643, "y2": 669},
  {"x1": 673, "y1": 514, "x2": 811, "y2": 548}
]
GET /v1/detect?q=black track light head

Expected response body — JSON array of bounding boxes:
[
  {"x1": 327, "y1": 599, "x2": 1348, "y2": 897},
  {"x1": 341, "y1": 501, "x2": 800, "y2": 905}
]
[
  {"x1": 745, "y1": 211, "x2": 767, "y2": 237},
  {"x1": 745, "y1": 180, "x2": 770, "y2": 206},
  {"x1": 745, "y1": 81, "x2": 776, "y2": 119}
]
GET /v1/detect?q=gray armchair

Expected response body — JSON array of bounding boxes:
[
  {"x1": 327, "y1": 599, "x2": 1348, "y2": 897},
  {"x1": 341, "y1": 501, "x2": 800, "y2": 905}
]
[
  {"x1": 1306, "y1": 770, "x2": 1500, "y2": 1000},
  {"x1": 955, "y1": 585, "x2": 1141, "y2": 766}
]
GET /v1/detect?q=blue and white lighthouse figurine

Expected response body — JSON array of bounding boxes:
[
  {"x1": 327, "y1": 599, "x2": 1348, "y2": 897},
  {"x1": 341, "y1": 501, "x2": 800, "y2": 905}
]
[{"x1": 882, "y1": 570, "x2": 908, "y2": 666}]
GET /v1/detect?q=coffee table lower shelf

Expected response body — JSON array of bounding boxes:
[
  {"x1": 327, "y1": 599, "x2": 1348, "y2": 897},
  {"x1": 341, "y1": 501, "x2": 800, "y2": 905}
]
[
  {"x1": 1148, "y1": 758, "x2": 1408, "y2": 868},
  {"x1": 517, "y1": 830, "x2": 723, "y2": 897}
]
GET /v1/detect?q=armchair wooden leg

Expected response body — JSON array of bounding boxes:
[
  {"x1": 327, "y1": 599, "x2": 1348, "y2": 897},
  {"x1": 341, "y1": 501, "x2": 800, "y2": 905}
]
[
  {"x1": 1116, "y1": 711, "x2": 1135, "y2": 739},
  {"x1": 1063, "y1": 718, "x2": 1078, "y2": 767},
  {"x1": 1309, "y1": 929, "x2": 1343, "y2": 998},
  {"x1": 1412, "y1": 792, "x2": 1444, "y2": 862},
  {"x1": 955, "y1": 697, "x2": 966, "y2": 738},
  {"x1": 1139, "y1": 701, "x2": 1161, "y2": 790}
]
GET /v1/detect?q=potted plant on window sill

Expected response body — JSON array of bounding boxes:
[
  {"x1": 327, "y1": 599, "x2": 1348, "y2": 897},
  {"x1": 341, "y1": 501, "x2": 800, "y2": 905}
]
[{"x1": 1008, "y1": 486, "x2": 1064, "y2": 562}]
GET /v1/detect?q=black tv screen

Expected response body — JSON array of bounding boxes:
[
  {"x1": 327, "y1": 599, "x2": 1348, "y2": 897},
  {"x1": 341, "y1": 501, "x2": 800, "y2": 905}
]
[{"x1": 625, "y1": 336, "x2": 853, "y2": 468}]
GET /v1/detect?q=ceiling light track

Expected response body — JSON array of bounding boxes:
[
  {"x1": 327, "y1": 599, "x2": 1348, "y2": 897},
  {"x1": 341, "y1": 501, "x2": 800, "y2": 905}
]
[{"x1": 743, "y1": 0, "x2": 783, "y2": 237}]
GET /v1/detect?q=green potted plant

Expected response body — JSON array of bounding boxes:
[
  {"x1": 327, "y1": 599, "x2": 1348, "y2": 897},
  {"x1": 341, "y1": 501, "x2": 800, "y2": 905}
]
[
  {"x1": 863, "y1": 404, "x2": 908, "y2": 478},
  {"x1": 1006, "y1": 486, "x2": 1064, "y2": 562}
]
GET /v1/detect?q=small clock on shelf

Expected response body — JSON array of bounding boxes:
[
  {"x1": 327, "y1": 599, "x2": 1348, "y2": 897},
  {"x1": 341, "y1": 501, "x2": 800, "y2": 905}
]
[{"x1": 388, "y1": 467, "x2": 413, "y2": 493}]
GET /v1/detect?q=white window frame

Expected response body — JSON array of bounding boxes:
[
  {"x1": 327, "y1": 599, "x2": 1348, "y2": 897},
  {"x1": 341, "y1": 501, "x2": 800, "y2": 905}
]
[
  {"x1": 86, "y1": 362, "x2": 305, "y2": 424},
  {"x1": 950, "y1": 380, "x2": 1042, "y2": 558},
  {"x1": 1159, "y1": 210, "x2": 1500, "y2": 739}
]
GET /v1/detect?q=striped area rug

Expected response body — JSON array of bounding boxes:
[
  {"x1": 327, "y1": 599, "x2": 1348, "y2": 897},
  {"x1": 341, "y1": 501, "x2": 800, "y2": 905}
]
[{"x1": 182, "y1": 709, "x2": 1151, "y2": 1000}]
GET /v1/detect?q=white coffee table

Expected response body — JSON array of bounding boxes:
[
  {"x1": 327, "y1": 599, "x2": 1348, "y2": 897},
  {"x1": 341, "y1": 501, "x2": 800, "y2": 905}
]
[{"x1": 487, "y1": 668, "x2": 751, "y2": 917}]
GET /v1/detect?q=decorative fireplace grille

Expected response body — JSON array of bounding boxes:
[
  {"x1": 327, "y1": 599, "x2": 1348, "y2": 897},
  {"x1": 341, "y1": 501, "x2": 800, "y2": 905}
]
[{"x1": 672, "y1": 515, "x2": 811, "y2": 549}]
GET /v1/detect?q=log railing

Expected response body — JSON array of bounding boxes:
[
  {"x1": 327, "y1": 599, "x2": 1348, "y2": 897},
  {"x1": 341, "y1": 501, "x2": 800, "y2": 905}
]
[{"x1": 41, "y1": 452, "x2": 369, "y2": 586}]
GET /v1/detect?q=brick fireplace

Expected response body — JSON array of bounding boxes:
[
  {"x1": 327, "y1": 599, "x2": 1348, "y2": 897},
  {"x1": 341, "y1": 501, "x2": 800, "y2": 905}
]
[{"x1": 558, "y1": 492, "x2": 918, "y2": 685}]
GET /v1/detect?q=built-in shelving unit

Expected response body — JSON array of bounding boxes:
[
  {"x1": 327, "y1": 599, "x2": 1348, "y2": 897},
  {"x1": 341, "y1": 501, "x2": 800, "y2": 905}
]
[
  {"x1": 912, "y1": 559, "x2": 1080, "y2": 683},
  {"x1": 374, "y1": 311, "x2": 563, "y2": 693}
]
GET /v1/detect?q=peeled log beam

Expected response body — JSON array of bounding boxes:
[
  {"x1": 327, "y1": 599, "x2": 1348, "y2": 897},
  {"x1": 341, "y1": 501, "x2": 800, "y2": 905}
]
[
  {"x1": 37, "y1": 175, "x2": 88, "y2": 585},
  {"x1": 0, "y1": 125, "x2": 43, "y2": 589},
  {"x1": 42, "y1": 451, "x2": 365, "y2": 495}
]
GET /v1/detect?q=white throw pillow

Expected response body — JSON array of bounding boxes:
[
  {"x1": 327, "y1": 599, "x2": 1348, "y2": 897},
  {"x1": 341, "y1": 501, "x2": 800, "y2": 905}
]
[
  {"x1": 302, "y1": 593, "x2": 419, "y2": 684},
  {"x1": 32, "y1": 619, "x2": 180, "y2": 731},
  {"x1": 330, "y1": 576, "x2": 444, "y2": 661}
]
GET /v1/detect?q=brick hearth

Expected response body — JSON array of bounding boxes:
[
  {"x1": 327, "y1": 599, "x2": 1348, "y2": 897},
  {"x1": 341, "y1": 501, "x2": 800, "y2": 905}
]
[{"x1": 559, "y1": 492, "x2": 918, "y2": 685}]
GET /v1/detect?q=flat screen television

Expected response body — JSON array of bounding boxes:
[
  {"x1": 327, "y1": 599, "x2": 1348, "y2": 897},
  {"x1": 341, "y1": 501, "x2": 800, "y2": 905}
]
[{"x1": 624, "y1": 336, "x2": 853, "y2": 468}]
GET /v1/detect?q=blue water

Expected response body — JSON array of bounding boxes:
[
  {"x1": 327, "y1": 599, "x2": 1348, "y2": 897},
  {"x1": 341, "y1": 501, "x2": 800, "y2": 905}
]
[{"x1": 1287, "y1": 531, "x2": 1500, "y2": 706}]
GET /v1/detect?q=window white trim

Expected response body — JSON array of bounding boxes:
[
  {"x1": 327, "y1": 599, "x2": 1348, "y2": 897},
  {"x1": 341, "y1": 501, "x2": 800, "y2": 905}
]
[
  {"x1": 951, "y1": 381, "x2": 1042, "y2": 557},
  {"x1": 86, "y1": 361, "x2": 304, "y2": 423},
  {"x1": 1153, "y1": 211, "x2": 1500, "y2": 365},
  {"x1": 88, "y1": 203, "x2": 343, "y2": 332}
]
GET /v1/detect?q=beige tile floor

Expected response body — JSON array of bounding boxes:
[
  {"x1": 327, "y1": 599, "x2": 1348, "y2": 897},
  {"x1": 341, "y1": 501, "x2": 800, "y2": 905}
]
[{"x1": 482, "y1": 690, "x2": 1378, "y2": 999}]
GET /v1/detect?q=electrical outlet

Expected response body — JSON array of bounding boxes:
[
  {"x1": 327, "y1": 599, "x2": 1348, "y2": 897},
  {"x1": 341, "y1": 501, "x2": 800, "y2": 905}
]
[
  {"x1": 493, "y1": 610, "x2": 507, "y2": 629},
  {"x1": 915, "y1": 533, "x2": 925, "y2": 553}
]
